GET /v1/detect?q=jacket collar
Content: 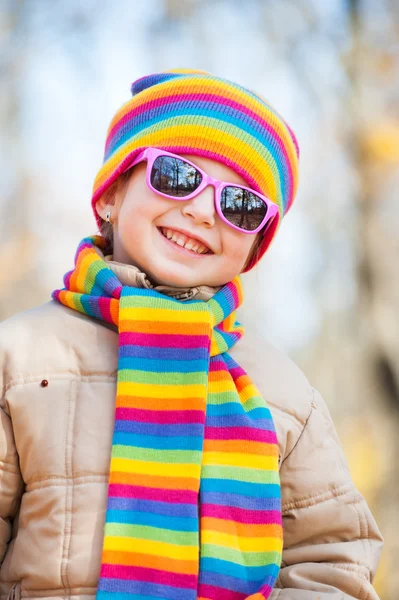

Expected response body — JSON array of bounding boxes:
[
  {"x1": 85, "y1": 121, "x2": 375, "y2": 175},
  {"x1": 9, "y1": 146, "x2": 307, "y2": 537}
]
[{"x1": 104, "y1": 255, "x2": 221, "y2": 301}]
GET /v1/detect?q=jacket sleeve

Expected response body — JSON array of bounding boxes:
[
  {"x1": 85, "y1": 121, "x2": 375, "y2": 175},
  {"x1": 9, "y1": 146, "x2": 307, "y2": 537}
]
[
  {"x1": 270, "y1": 388, "x2": 383, "y2": 600},
  {"x1": 0, "y1": 402, "x2": 24, "y2": 563}
]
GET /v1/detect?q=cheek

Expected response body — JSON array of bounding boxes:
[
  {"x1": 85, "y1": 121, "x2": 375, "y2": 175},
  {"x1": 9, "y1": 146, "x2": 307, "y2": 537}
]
[
  {"x1": 119, "y1": 202, "x2": 145, "y2": 225},
  {"x1": 222, "y1": 229, "x2": 255, "y2": 265},
  {"x1": 118, "y1": 189, "x2": 162, "y2": 228}
]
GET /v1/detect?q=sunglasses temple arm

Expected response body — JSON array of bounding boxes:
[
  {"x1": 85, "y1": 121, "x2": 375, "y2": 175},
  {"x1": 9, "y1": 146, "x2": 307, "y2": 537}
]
[
  {"x1": 262, "y1": 212, "x2": 279, "y2": 236},
  {"x1": 123, "y1": 149, "x2": 148, "y2": 173}
]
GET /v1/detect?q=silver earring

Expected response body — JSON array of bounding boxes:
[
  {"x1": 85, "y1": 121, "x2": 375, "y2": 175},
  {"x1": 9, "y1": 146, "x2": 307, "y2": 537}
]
[{"x1": 105, "y1": 211, "x2": 111, "y2": 223}]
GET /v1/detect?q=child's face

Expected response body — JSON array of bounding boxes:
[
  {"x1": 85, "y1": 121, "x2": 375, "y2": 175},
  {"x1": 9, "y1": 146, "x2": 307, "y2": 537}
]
[{"x1": 97, "y1": 154, "x2": 259, "y2": 288}]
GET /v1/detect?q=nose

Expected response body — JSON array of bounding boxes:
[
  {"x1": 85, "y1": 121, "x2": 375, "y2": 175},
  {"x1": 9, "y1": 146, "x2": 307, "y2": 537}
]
[{"x1": 181, "y1": 185, "x2": 216, "y2": 228}]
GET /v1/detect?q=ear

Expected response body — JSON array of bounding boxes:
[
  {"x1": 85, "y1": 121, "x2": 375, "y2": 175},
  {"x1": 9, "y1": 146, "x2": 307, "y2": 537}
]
[{"x1": 95, "y1": 193, "x2": 113, "y2": 222}]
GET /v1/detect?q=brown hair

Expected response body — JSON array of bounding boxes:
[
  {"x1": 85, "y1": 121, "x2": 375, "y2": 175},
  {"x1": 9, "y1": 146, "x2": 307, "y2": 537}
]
[
  {"x1": 242, "y1": 233, "x2": 263, "y2": 271},
  {"x1": 98, "y1": 170, "x2": 133, "y2": 254}
]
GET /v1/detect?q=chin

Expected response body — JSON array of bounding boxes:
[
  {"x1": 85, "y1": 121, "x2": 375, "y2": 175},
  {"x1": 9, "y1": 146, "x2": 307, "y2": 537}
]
[
  {"x1": 145, "y1": 260, "x2": 212, "y2": 288},
  {"x1": 150, "y1": 268, "x2": 207, "y2": 288}
]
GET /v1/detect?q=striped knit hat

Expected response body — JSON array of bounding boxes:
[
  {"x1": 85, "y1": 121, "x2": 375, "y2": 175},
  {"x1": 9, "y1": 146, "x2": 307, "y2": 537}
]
[{"x1": 91, "y1": 68, "x2": 300, "y2": 270}]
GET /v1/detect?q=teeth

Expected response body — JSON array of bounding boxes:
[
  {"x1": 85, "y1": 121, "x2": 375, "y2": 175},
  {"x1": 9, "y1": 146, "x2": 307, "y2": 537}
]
[{"x1": 161, "y1": 228, "x2": 209, "y2": 254}]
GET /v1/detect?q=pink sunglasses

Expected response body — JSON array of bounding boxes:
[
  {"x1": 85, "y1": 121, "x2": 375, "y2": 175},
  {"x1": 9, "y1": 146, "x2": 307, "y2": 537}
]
[{"x1": 124, "y1": 147, "x2": 279, "y2": 235}]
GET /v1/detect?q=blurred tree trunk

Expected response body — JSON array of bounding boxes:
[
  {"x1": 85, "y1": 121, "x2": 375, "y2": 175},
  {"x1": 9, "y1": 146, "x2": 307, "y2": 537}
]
[
  {"x1": 347, "y1": 1, "x2": 399, "y2": 596},
  {"x1": 302, "y1": 2, "x2": 399, "y2": 598}
]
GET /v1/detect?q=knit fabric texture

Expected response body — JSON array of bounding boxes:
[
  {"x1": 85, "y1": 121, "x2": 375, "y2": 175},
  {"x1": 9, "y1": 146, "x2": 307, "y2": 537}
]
[
  {"x1": 53, "y1": 235, "x2": 283, "y2": 599},
  {"x1": 91, "y1": 68, "x2": 300, "y2": 270}
]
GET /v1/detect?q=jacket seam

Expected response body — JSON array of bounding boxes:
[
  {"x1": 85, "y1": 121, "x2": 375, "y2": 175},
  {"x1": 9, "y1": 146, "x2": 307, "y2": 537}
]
[
  {"x1": 276, "y1": 562, "x2": 371, "y2": 597},
  {"x1": 267, "y1": 402, "x2": 309, "y2": 428},
  {"x1": 25, "y1": 475, "x2": 109, "y2": 492},
  {"x1": 279, "y1": 399, "x2": 314, "y2": 468},
  {"x1": 20, "y1": 592, "x2": 97, "y2": 595},
  {"x1": 2, "y1": 373, "x2": 116, "y2": 396},
  {"x1": 323, "y1": 562, "x2": 371, "y2": 600},
  {"x1": 312, "y1": 388, "x2": 352, "y2": 484},
  {"x1": 319, "y1": 564, "x2": 371, "y2": 600},
  {"x1": 327, "y1": 562, "x2": 370, "y2": 576},
  {"x1": 15, "y1": 588, "x2": 97, "y2": 597},
  {"x1": 0, "y1": 461, "x2": 21, "y2": 476},
  {"x1": 281, "y1": 482, "x2": 359, "y2": 513},
  {"x1": 19, "y1": 596, "x2": 96, "y2": 600},
  {"x1": 353, "y1": 499, "x2": 373, "y2": 599},
  {"x1": 265, "y1": 377, "x2": 313, "y2": 427},
  {"x1": 60, "y1": 379, "x2": 77, "y2": 596},
  {"x1": 23, "y1": 585, "x2": 97, "y2": 593},
  {"x1": 353, "y1": 502, "x2": 365, "y2": 599}
]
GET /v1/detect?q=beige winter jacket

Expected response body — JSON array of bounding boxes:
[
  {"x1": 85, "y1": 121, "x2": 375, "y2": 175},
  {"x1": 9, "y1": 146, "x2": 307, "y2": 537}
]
[{"x1": 0, "y1": 260, "x2": 383, "y2": 600}]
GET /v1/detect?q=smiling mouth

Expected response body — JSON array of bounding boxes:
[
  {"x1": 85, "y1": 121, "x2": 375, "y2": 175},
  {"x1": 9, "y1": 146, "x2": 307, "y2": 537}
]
[{"x1": 158, "y1": 227, "x2": 213, "y2": 255}]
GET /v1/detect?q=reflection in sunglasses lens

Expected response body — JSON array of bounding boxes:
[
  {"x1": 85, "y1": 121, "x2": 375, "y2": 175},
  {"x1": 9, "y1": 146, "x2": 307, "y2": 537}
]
[
  {"x1": 151, "y1": 156, "x2": 202, "y2": 197},
  {"x1": 150, "y1": 156, "x2": 268, "y2": 232},
  {"x1": 220, "y1": 187, "x2": 267, "y2": 231}
]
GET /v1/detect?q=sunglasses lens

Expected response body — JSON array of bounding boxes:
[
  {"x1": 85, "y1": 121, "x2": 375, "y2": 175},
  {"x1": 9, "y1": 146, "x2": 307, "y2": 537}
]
[
  {"x1": 220, "y1": 186, "x2": 268, "y2": 231},
  {"x1": 150, "y1": 156, "x2": 202, "y2": 197}
]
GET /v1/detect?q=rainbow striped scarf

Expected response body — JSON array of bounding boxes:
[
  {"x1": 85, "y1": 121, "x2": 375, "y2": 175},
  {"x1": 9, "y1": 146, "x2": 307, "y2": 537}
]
[{"x1": 53, "y1": 236, "x2": 282, "y2": 600}]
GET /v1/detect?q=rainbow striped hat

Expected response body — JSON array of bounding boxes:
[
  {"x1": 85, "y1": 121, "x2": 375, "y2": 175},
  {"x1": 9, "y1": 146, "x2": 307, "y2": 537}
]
[{"x1": 91, "y1": 68, "x2": 300, "y2": 269}]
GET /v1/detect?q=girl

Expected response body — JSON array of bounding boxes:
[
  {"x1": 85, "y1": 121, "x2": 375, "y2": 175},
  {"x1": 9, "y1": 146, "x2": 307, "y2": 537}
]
[{"x1": 0, "y1": 69, "x2": 382, "y2": 600}]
